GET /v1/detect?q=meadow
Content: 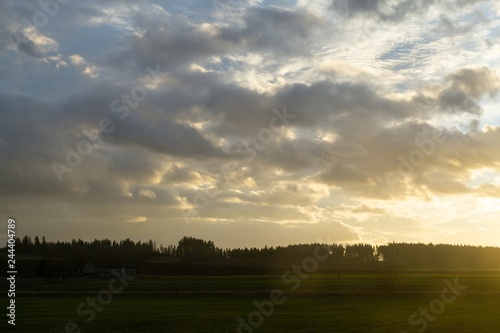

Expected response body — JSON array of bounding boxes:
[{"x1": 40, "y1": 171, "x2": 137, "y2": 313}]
[{"x1": 3, "y1": 273, "x2": 500, "y2": 333}]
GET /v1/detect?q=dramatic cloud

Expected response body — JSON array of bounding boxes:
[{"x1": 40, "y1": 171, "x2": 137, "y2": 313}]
[{"x1": 1, "y1": 0, "x2": 500, "y2": 248}]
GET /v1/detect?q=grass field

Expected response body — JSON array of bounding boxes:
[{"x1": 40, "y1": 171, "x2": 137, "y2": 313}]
[{"x1": 2, "y1": 273, "x2": 500, "y2": 332}]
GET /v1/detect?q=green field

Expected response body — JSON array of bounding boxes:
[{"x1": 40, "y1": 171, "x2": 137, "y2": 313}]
[{"x1": 2, "y1": 273, "x2": 500, "y2": 332}]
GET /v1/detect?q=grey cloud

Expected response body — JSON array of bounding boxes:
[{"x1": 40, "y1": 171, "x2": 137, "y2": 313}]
[
  {"x1": 0, "y1": 2, "x2": 17, "y2": 53},
  {"x1": 99, "y1": 146, "x2": 167, "y2": 185},
  {"x1": 220, "y1": 6, "x2": 322, "y2": 56},
  {"x1": 437, "y1": 125, "x2": 500, "y2": 170},
  {"x1": 447, "y1": 67, "x2": 500, "y2": 98},
  {"x1": 106, "y1": 111, "x2": 222, "y2": 158},
  {"x1": 2, "y1": 62, "x2": 491, "y2": 200},
  {"x1": 58, "y1": 80, "x2": 223, "y2": 159},
  {"x1": 109, "y1": 12, "x2": 232, "y2": 71},
  {"x1": 331, "y1": 0, "x2": 436, "y2": 21},
  {"x1": 320, "y1": 163, "x2": 373, "y2": 187},
  {"x1": 0, "y1": 91, "x2": 71, "y2": 196},
  {"x1": 110, "y1": 5, "x2": 322, "y2": 73},
  {"x1": 0, "y1": 2, "x2": 55, "y2": 59},
  {"x1": 128, "y1": 67, "x2": 494, "y2": 181},
  {"x1": 331, "y1": 0, "x2": 483, "y2": 21},
  {"x1": 0, "y1": 86, "x2": 217, "y2": 199},
  {"x1": 272, "y1": 80, "x2": 433, "y2": 133},
  {"x1": 10, "y1": 33, "x2": 44, "y2": 58},
  {"x1": 438, "y1": 90, "x2": 481, "y2": 114},
  {"x1": 435, "y1": 67, "x2": 499, "y2": 115},
  {"x1": 309, "y1": 120, "x2": 500, "y2": 199},
  {"x1": 334, "y1": 0, "x2": 383, "y2": 14}
]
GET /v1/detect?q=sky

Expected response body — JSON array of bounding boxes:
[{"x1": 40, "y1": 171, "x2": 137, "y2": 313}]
[{"x1": 1, "y1": 0, "x2": 500, "y2": 249}]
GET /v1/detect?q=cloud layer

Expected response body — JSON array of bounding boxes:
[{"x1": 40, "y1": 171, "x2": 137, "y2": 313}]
[{"x1": 1, "y1": 0, "x2": 500, "y2": 248}]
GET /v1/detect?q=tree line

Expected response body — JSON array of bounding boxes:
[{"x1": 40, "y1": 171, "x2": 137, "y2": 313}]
[
  {"x1": 7, "y1": 236, "x2": 500, "y2": 269},
  {"x1": 14, "y1": 235, "x2": 159, "y2": 267},
  {"x1": 378, "y1": 242, "x2": 500, "y2": 269}
]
